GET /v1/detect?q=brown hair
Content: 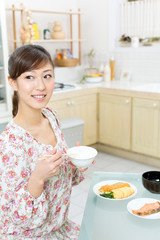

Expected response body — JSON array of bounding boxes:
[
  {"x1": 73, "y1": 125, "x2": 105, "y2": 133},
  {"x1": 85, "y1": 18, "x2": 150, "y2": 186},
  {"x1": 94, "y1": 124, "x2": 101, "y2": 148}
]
[{"x1": 8, "y1": 44, "x2": 54, "y2": 117}]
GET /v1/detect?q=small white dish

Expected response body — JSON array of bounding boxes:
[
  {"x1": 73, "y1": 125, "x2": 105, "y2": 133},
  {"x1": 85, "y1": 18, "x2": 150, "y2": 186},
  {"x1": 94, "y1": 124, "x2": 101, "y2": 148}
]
[
  {"x1": 127, "y1": 198, "x2": 160, "y2": 219},
  {"x1": 67, "y1": 146, "x2": 97, "y2": 169},
  {"x1": 93, "y1": 180, "x2": 137, "y2": 200},
  {"x1": 86, "y1": 76, "x2": 103, "y2": 83}
]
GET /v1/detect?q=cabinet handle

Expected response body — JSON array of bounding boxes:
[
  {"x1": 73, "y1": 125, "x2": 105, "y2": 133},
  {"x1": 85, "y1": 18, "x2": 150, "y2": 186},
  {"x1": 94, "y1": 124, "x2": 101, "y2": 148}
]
[
  {"x1": 71, "y1": 101, "x2": 75, "y2": 105},
  {"x1": 153, "y1": 103, "x2": 157, "y2": 108},
  {"x1": 125, "y1": 99, "x2": 129, "y2": 104},
  {"x1": 66, "y1": 101, "x2": 71, "y2": 106}
]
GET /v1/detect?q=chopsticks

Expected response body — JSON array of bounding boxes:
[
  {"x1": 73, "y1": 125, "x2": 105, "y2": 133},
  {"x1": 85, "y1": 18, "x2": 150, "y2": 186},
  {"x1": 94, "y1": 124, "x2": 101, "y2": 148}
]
[{"x1": 44, "y1": 154, "x2": 68, "y2": 157}]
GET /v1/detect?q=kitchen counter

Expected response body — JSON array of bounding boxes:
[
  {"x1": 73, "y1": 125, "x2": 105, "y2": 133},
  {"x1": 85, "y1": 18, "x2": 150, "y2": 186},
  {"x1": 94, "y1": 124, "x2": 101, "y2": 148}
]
[
  {"x1": 1, "y1": 80, "x2": 160, "y2": 124},
  {"x1": 52, "y1": 80, "x2": 160, "y2": 100}
]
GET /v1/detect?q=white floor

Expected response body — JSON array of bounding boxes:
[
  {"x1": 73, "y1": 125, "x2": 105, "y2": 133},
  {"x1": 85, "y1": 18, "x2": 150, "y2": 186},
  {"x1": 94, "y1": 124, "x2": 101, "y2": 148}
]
[{"x1": 68, "y1": 151, "x2": 160, "y2": 225}]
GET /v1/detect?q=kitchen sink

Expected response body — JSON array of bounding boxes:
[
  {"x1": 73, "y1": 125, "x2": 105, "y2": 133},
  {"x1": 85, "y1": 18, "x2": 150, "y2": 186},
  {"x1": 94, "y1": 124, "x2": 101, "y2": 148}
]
[{"x1": 133, "y1": 83, "x2": 160, "y2": 92}]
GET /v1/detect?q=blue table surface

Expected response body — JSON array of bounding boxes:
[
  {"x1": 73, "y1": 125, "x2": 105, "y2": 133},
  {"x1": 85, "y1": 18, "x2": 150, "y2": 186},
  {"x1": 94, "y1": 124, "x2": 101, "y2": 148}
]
[{"x1": 79, "y1": 171, "x2": 160, "y2": 240}]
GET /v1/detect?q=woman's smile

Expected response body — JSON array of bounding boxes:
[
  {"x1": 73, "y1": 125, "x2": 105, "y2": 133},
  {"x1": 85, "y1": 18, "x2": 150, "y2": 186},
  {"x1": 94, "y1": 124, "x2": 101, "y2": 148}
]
[{"x1": 31, "y1": 94, "x2": 47, "y2": 101}]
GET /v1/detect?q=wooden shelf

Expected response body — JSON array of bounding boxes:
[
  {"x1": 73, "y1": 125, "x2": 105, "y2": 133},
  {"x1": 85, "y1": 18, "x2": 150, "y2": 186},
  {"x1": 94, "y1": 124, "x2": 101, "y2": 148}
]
[
  {"x1": 6, "y1": 5, "x2": 83, "y2": 65},
  {"x1": 8, "y1": 39, "x2": 86, "y2": 43},
  {"x1": 6, "y1": 8, "x2": 83, "y2": 15}
]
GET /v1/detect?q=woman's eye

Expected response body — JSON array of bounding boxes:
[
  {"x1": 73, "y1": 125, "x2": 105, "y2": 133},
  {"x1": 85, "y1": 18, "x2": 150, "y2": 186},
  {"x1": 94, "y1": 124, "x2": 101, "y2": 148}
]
[
  {"x1": 44, "y1": 74, "x2": 52, "y2": 79},
  {"x1": 25, "y1": 75, "x2": 33, "y2": 80}
]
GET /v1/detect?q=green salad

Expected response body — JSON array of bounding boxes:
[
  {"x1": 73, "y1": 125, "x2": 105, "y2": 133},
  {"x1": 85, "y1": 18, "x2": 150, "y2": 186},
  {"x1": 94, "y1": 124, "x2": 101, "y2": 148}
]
[{"x1": 100, "y1": 192, "x2": 114, "y2": 199}]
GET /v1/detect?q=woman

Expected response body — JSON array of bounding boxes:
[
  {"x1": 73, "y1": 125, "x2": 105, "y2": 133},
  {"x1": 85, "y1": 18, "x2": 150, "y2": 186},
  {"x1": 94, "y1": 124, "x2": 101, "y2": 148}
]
[{"x1": 0, "y1": 45, "x2": 85, "y2": 239}]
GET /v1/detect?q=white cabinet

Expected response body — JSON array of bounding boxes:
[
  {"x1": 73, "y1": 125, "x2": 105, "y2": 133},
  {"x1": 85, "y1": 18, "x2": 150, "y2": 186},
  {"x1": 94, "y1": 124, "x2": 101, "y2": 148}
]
[{"x1": 0, "y1": 0, "x2": 11, "y2": 123}]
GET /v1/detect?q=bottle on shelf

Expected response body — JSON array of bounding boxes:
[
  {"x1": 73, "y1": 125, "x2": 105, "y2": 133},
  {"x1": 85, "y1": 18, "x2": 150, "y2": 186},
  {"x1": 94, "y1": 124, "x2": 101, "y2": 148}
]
[
  {"x1": 110, "y1": 56, "x2": 115, "y2": 80},
  {"x1": 99, "y1": 64, "x2": 104, "y2": 73},
  {"x1": 103, "y1": 63, "x2": 111, "y2": 82}
]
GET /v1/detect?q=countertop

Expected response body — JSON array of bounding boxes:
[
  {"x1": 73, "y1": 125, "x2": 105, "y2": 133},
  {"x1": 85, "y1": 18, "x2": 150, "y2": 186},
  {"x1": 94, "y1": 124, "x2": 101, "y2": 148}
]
[
  {"x1": 52, "y1": 80, "x2": 160, "y2": 100},
  {"x1": 1, "y1": 80, "x2": 160, "y2": 123},
  {"x1": 54, "y1": 80, "x2": 160, "y2": 94}
]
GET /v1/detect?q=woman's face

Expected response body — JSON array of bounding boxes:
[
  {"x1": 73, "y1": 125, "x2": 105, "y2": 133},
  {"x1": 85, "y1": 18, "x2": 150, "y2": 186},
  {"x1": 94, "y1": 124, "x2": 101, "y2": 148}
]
[{"x1": 11, "y1": 62, "x2": 55, "y2": 111}]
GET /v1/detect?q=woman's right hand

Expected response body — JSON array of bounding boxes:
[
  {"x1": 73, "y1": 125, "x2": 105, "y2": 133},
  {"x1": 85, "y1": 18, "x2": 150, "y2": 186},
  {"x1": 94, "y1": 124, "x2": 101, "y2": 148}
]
[
  {"x1": 28, "y1": 148, "x2": 63, "y2": 198},
  {"x1": 33, "y1": 148, "x2": 63, "y2": 183}
]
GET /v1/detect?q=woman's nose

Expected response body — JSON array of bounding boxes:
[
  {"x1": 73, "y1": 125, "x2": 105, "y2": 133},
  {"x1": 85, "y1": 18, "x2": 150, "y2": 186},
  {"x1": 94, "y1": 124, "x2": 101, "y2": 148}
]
[{"x1": 36, "y1": 77, "x2": 45, "y2": 90}]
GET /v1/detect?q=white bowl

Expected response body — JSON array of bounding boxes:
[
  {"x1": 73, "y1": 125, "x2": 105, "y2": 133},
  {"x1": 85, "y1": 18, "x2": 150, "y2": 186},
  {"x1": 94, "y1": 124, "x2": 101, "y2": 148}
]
[
  {"x1": 86, "y1": 76, "x2": 103, "y2": 83},
  {"x1": 67, "y1": 146, "x2": 97, "y2": 169}
]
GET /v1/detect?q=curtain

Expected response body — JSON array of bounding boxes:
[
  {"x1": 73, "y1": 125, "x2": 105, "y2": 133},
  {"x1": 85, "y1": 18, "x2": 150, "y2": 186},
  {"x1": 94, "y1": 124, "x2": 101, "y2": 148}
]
[{"x1": 121, "y1": 0, "x2": 160, "y2": 38}]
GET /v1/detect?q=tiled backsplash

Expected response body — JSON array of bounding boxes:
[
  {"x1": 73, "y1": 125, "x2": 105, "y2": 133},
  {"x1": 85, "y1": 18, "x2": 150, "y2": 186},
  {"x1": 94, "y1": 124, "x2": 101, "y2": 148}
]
[
  {"x1": 113, "y1": 49, "x2": 160, "y2": 82},
  {"x1": 54, "y1": 50, "x2": 160, "y2": 84},
  {"x1": 54, "y1": 66, "x2": 84, "y2": 84}
]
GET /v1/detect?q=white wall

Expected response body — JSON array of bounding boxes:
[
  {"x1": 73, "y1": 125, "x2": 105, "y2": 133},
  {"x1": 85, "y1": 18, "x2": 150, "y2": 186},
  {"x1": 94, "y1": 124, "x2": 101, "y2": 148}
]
[
  {"x1": 5, "y1": 0, "x2": 160, "y2": 83},
  {"x1": 77, "y1": 0, "x2": 109, "y2": 67}
]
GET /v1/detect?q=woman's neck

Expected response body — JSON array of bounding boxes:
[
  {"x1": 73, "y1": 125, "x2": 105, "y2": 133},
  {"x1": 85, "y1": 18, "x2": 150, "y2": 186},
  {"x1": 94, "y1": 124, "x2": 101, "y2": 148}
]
[{"x1": 14, "y1": 107, "x2": 45, "y2": 129}]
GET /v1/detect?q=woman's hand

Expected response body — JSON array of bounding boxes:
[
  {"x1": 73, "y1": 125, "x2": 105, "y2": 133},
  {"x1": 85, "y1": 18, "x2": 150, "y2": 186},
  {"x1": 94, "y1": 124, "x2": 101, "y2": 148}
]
[
  {"x1": 69, "y1": 160, "x2": 96, "y2": 172},
  {"x1": 33, "y1": 148, "x2": 63, "y2": 182},
  {"x1": 28, "y1": 148, "x2": 63, "y2": 198}
]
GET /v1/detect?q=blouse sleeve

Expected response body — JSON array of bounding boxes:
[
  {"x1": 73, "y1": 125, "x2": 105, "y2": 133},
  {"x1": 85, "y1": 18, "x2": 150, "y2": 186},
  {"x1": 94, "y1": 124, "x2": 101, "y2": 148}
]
[{"x1": 0, "y1": 148, "x2": 50, "y2": 230}]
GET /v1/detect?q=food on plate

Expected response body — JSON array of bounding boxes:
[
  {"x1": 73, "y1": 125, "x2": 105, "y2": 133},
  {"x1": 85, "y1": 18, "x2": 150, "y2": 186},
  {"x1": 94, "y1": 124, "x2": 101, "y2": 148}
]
[
  {"x1": 86, "y1": 73, "x2": 103, "y2": 77},
  {"x1": 132, "y1": 201, "x2": 160, "y2": 216},
  {"x1": 112, "y1": 187, "x2": 135, "y2": 199},
  {"x1": 99, "y1": 182, "x2": 130, "y2": 192},
  {"x1": 99, "y1": 182, "x2": 135, "y2": 199}
]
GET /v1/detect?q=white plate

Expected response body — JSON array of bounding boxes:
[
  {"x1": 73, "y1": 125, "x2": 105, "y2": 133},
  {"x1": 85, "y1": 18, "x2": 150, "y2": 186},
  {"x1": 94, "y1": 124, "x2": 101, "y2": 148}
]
[
  {"x1": 93, "y1": 180, "x2": 137, "y2": 200},
  {"x1": 127, "y1": 198, "x2": 160, "y2": 219}
]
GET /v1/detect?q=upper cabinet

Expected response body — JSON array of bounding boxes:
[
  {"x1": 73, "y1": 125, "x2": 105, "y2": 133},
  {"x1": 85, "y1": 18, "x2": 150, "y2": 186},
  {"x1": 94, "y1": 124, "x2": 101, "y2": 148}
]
[{"x1": 0, "y1": 0, "x2": 11, "y2": 123}]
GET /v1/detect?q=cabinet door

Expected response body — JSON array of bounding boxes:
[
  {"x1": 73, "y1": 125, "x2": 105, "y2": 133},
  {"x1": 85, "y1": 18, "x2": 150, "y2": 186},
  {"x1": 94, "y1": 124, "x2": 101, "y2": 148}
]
[
  {"x1": 132, "y1": 98, "x2": 159, "y2": 157},
  {"x1": 47, "y1": 94, "x2": 97, "y2": 145},
  {"x1": 99, "y1": 94, "x2": 131, "y2": 150},
  {"x1": 47, "y1": 98, "x2": 73, "y2": 119},
  {"x1": 70, "y1": 94, "x2": 97, "y2": 145}
]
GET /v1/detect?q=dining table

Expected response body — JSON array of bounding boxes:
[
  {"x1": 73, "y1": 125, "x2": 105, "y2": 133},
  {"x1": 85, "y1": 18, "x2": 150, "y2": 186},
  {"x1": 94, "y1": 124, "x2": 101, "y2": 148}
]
[{"x1": 78, "y1": 171, "x2": 160, "y2": 240}]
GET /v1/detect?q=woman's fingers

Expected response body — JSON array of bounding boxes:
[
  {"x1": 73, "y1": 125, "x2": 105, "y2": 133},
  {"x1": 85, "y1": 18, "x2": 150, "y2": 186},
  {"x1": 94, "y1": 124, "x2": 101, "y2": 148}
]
[
  {"x1": 79, "y1": 167, "x2": 88, "y2": 172},
  {"x1": 76, "y1": 142, "x2": 80, "y2": 146},
  {"x1": 53, "y1": 166, "x2": 60, "y2": 175}
]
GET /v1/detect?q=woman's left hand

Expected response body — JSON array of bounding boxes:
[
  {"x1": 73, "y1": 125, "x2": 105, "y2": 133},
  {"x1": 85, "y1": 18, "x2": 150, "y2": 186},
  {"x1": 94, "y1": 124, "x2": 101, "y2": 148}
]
[{"x1": 69, "y1": 160, "x2": 96, "y2": 172}]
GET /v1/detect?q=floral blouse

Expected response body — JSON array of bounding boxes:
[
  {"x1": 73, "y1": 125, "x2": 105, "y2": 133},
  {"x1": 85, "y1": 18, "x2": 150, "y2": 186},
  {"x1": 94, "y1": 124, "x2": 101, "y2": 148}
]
[{"x1": 0, "y1": 108, "x2": 84, "y2": 239}]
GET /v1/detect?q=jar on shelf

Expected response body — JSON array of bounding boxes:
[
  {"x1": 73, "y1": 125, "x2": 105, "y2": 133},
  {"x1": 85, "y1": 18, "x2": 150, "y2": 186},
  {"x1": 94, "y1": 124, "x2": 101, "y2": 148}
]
[
  {"x1": 51, "y1": 21, "x2": 65, "y2": 39},
  {"x1": 43, "y1": 29, "x2": 51, "y2": 40}
]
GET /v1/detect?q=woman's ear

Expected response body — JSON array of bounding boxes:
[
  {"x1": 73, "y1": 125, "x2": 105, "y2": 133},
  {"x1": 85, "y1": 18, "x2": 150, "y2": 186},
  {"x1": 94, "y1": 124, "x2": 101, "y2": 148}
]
[{"x1": 8, "y1": 76, "x2": 18, "y2": 91}]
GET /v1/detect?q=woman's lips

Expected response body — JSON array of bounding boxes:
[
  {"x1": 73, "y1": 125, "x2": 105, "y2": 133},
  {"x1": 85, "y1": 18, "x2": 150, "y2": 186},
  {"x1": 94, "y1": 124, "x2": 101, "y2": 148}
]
[{"x1": 31, "y1": 94, "x2": 46, "y2": 101}]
